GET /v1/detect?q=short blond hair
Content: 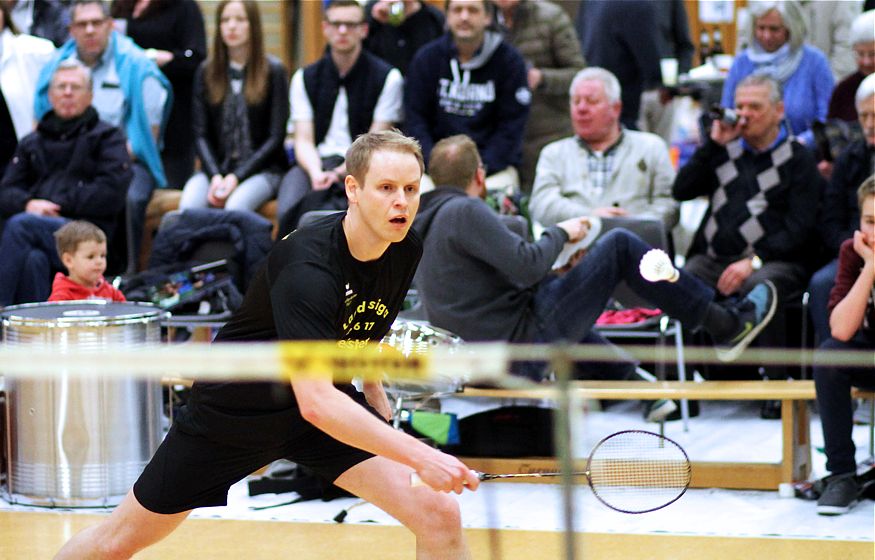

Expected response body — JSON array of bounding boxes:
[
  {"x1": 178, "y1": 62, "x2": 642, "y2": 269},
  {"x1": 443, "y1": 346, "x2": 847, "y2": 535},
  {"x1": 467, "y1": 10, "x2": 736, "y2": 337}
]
[
  {"x1": 54, "y1": 220, "x2": 106, "y2": 258},
  {"x1": 345, "y1": 130, "x2": 424, "y2": 185},
  {"x1": 858, "y1": 175, "x2": 875, "y2": 210}
]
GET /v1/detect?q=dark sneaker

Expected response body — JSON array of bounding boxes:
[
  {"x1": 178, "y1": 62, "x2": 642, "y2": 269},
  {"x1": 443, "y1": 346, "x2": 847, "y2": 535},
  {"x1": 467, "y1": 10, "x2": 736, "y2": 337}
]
[
  {"x1": 644, "y1": 399, "x2": 678, "y2": 423},
  {"x1": 715, "y1": 281, "x2": 778, "y2": 362},
  {"x1": 817, "y1": 473, "x2": 861, "y2": 515},
  {"x1": 760, "y1": 399, "x2": 782, "y2": 419}
]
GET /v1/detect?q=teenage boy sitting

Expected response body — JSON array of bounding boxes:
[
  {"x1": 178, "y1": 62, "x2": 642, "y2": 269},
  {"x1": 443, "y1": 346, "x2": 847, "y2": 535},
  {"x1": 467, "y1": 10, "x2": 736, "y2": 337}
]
[{"x1": 48, "y1": 220, "x2": 126, "y2": 302}]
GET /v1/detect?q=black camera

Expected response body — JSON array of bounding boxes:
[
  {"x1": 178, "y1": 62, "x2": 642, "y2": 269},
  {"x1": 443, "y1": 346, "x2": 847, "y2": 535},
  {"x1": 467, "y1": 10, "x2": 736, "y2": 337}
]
[{"x1": 709, "y1": 103, "x2": 739, "y2": 126}]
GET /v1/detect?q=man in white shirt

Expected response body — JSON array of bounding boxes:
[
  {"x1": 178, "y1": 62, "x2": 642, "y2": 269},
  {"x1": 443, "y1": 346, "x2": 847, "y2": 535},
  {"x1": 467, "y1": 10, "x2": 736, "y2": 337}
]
[{"x1": 275, "y1": 0, "x2": 402, "y2": 235}]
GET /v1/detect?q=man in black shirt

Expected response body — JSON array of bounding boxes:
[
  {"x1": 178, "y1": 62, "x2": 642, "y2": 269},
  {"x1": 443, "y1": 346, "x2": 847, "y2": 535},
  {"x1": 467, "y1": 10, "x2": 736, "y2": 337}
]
[{"x1": 55, "y1": 130, "x2": 480, "y2": 559}]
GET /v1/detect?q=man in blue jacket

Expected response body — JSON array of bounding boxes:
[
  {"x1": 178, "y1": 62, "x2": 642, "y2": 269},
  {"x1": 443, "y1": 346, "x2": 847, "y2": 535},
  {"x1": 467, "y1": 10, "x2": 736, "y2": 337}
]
[
  {"x1": 0, "y1": 59, "x2": 131, "y2": 306},
  {"x1": 34, "y1": 0, "x2": 171, "y2": 274},
  {"x1": 404, "y1": 0, "x2": 530, "y2": 194}
]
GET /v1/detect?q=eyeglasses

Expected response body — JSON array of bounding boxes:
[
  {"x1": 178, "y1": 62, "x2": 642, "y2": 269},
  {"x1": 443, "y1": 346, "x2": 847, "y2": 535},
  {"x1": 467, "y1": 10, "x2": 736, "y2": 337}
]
[
  {"x1": 326, "y1": 20, "x2": 364, "y2": 30},
  {"x1": 853, "y1": 48, "x2": 875, "y2": 61},
  {"x1": 71, "y1": 17, "x2": 107, "y2": 31}
]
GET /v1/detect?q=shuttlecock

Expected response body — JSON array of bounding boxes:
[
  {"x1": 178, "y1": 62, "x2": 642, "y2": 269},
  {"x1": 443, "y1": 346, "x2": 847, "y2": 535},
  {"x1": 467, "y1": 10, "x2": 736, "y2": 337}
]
[{"x1": 639, "y1": 249, "x2": 679, "y2": 283}]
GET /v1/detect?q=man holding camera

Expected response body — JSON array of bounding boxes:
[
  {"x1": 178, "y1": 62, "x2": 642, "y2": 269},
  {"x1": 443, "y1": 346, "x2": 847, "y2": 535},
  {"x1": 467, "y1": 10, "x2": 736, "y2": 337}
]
[{"x1": 672, "y1": 75, "x2": 824, "y2": 406}]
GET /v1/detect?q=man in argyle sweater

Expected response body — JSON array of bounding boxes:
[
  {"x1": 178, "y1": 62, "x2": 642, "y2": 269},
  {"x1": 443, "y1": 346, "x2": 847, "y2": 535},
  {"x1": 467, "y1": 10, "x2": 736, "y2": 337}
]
[{"x1": 673, "y1": 75, "x2": 825, "y2": 403}]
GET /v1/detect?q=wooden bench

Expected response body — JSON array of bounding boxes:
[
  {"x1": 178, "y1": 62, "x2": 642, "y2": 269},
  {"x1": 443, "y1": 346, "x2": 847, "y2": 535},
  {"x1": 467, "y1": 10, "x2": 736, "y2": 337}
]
[{"x1": 454, "y1": 380, "x2": 819, "y2": 491}]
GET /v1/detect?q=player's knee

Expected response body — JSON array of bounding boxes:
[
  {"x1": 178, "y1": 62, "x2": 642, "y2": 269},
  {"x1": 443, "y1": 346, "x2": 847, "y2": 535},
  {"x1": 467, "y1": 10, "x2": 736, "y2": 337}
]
[{"x1": 411, "y1": 492, "x2": 462, "y2": 536}]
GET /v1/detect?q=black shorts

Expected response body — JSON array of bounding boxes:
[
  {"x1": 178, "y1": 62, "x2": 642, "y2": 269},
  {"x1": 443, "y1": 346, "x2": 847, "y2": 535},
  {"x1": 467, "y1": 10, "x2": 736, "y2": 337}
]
[{"x1": 133, "y1": 390, "x2": 378, "y2": 514}]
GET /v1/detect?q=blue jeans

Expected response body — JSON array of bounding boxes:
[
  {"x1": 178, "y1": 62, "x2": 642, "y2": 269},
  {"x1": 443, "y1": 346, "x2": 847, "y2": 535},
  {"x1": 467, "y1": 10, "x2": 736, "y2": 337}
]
[
  {"x1": 126, "y1": 162, "x2": 158, "y2": 273},
  {"x1": 808, "y1": 259, "x2": 838, "y2": 346},
  {"x1": 531, "y1": 229, "x2": 714, "y2": 345},
  {"x1": 814, "y1": 333, "x2": 875, "y2": 475},
  {"x1": 0, "y1": 213, "x2": 68, "y2": 306}
]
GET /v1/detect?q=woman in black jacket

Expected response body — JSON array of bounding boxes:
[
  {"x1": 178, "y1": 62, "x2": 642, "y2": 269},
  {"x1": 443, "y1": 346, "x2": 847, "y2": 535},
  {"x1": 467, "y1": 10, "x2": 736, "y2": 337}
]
[{"x1": 179, "y1": 0, "x2": 289, "y2": 214}]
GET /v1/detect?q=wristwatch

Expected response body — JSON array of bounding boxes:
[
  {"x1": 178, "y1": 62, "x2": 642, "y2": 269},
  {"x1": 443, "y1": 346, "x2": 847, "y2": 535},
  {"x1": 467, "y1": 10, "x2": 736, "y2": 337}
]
[{"x1": 750, "y1": 254, "x2": 763, "y2": 271}]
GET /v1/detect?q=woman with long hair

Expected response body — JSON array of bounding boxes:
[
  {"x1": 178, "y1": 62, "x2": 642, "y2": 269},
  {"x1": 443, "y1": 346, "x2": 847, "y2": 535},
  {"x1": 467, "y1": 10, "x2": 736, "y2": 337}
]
[{"x1": 179, "y1": 0, "x2": 288, "y2": 214}]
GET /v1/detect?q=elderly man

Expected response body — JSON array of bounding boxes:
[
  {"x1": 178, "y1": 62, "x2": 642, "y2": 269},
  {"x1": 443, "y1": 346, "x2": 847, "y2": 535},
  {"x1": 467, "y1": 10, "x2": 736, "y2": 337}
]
[
  {"x1": 34, "y1": 0, "x2": 170, "y2": 273},
  {"x1": 529, "y1": 67, "x2": 679, "y2": 230},
  {"x1": 404, "y1": 0, "x2": 530, "y2": 194},
  {"x1": 809, "y1": 74, "x2": 875, "y2": 344},
  {"x1": 673, "y1": 74, "x2": 824, "y2": 414},
  {"x1": 828, "y1": 10, "x2": 875, "y2": 123},
  {"x1": 0, "y1": 59, "x2": 131, "y2": 306},
  {"x1": 276, "y1": 0, "x2": 403, "y2": 235}
]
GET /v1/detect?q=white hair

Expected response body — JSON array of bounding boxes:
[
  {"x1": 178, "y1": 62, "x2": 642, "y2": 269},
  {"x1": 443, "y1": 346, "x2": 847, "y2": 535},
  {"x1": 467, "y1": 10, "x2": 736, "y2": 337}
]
[
  {"x1": 856, "y1": 73, "x2": 875, "y2": 109},
  {"x1": 569, "y1": 67, "x2": 621, "y2": 104},
  {"x1": 850, "y1": 10, "x2": 875, "y2": 46},
  {"x1": 747, "y1": 0, "x2": 807, "y2": 51}
]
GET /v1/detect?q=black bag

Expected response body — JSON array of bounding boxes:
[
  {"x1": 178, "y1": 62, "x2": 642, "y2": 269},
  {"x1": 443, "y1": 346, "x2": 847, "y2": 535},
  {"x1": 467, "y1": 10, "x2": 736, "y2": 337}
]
[
  {"x1": 442, "y1": 406, "x2": 554, "y2": 458},
  {"x1": 121, "y1": 259, "x2": 242, "y2": 315}
]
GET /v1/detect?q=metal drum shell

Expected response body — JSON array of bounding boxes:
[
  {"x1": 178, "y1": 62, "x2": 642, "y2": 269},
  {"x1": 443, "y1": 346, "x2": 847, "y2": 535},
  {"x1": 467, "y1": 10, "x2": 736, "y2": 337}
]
[{"x1": 1, "y1": 301, "x2": 165, "y2": 508}]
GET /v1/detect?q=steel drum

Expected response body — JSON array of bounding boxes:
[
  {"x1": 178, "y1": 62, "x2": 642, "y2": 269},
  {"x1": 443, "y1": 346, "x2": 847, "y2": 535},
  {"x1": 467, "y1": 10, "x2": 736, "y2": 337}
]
[
  {"x1": 380, "y1": 320, "x2": 466, "y2": 399},
  {"x1": 1, "y1": 301, "x2": 165, "y2": 507}
]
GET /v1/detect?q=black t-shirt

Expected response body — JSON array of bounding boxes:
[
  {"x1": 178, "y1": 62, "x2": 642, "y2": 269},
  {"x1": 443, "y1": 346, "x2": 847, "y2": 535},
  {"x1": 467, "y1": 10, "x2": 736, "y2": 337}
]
[{"x1": 179, "y1": 212, "x2": 421, "y2": 445}]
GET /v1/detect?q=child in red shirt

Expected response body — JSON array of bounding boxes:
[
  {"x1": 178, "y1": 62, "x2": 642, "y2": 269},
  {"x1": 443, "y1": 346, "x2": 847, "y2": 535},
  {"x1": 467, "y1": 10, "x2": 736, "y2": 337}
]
[{"x1": 48, "y1": 221, "x2": 126, "y2": 302}]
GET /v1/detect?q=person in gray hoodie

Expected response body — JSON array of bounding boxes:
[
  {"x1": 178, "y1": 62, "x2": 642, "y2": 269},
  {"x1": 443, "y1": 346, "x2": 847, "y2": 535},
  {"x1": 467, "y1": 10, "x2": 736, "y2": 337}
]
[{"x1": 413, "y1": 134, "x2": 780, "y2": 380}]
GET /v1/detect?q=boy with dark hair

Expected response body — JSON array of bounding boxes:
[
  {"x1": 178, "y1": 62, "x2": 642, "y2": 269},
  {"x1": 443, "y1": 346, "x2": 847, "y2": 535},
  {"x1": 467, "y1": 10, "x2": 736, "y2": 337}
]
[{"x1": 48, "y1": 220, "x2": 126, "y2": 302}]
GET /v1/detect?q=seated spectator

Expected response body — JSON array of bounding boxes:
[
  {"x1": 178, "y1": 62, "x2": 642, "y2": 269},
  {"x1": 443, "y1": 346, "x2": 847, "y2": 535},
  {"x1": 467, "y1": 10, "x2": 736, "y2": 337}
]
[
  {"x1": 809, "y1": 74, "x2": 875, "y2": 344},
  {"x1": 721, "y1": 0, "x2": 833, "y2": 139},
  {"x1": 813, "y1": 175, "x2": 875, "y2": 516},
  {"x1": 110, "y1": 0, "x2": 207, "y2": 188},
  {"x1": 0, "y1": 1, "x2": 55, "y2": 178},
  {"x1": 404, "y1": 0, "x2": 530, "y2": 195},
  {"x1": 674, "y1": 75, "x2": 823, "y2": 413},
  {"x1": 48, "y1": 219, "x2": 126, "y2": 302},
  {"x1": 179, "y1": 0, "x2": 288, "y2": 217},
  {"x1": 6, "y1": 0, "x2": 70, "y2": 46},
  {"x1": 34, "y1": 0, "x2": 171, "y2": 274},
  {"x1": 276, "y1": 0, "x2": 401, "y2": 236},
  {"x1": 413, "y1": 135, "x2": 778, "y2": 386},
  {"x1": 494, "y1": 0, "x2": 585, "y2": 193},
  {"x1": 827, "y1": 10, "x2": 875, "y2": 123},
  {"x1": 363, "y1": 0, "x2": 444, "y2": 75},
  {"x1": 530, "y1": 67, "x2": 679, "y2": 230},
  {"x1": 0, "y1": 59, "x2": 131, "y2": 306}
]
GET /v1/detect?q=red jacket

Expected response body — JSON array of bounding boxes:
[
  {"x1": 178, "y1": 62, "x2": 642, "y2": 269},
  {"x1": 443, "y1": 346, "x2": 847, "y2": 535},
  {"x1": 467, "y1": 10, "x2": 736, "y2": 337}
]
[{"x1": 47, "y1": 273, "x2": 127, "y2": 302}]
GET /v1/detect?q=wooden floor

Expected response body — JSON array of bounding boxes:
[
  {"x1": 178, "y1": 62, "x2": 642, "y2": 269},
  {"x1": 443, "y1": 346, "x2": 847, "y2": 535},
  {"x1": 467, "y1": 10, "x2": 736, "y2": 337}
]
[{"x1": 2, "y1": 510, "x2": 870, "y2": 560}]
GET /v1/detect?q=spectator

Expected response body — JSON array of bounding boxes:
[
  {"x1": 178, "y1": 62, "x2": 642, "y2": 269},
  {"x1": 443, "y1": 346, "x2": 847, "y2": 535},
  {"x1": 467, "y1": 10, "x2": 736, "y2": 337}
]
[
  {"x1": 809, "y1": 74, "x2": 875, "y2": 345},
  {"x1": 110, "y1": 0, "x2": 207, "y2": 188},
  {"x1": 48, "y1": 219, "x2": 127, "y2": 302},
  {"x1": 405, "y1": 0, "x2": 530, "y2": 195},
  {"x1": 813, "y1": 175, "x2": 875, "y2": 516},
  {"x1": 34, "y1": 0, "x2": 171, "y2": 274},
  {"x1": 827, "y1": 10, "x2": 875, "y2": 123},
  {"x1": 362, "y1": 0, "x2": 444, "y2": 75},
  {"x1": 5, "y1": 0, "x2": 71, "y2": 47},
  {"x1": 530, "y1": 67, "x2": 678, "y2": 230},
  {"x1": 575, "y1": 0, "x2": 662, "y2": 130},
  {"x1": 276, "y1": 0, "x2": 401, "y2": 235},
  {"x1": 721, "y1": 0, "x2": 834, "y2": 139},
  {"x1": 494, "y1": 0, "x2": 585, "y2": 193},
  {"x1": 737, "y1": 0, "x2": 857, "y2": 82},
  {"x1": 0, "y1": 59, "x2": 131, "y2": 306},
  {"x1": 0, "y1": 1, "x2": 55, "y2": 178},
  {"x1": 178, "y1": 0, "x2": 288, "y2": 217},
  {"x1": 674, "y1": 75, "x2": 823, "y2": 415},
  {"x1": 413, "y1": 135, "x2": 778, "y2": 388},
  {"x1": 653, "y1": 0, "x2": 695, "y2": 76}
]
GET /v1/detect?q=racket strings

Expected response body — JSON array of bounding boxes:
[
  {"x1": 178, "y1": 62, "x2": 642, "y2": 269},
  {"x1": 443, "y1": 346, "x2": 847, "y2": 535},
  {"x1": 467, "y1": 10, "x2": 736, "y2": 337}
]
[{"x1": 587, "y1": 431, "x2": 691, "y2": 514}]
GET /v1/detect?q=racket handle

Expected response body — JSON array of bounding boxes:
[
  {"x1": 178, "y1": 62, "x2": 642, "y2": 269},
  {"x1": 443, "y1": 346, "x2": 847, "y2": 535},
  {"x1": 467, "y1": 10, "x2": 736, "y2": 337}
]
[{"x1": 409, "y1": 471, "x2": 482, "y2": 488}]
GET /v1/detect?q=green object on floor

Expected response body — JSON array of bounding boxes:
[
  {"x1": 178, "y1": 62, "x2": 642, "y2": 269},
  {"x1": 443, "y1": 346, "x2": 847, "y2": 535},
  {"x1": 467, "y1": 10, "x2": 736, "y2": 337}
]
[{"x1": 410, "y1": 411, "x2": 459, "y2": 445}]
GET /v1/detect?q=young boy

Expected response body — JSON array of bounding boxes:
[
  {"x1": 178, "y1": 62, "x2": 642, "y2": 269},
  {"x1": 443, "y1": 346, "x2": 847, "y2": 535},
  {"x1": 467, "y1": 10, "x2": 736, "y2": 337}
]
[
  {"x1": 48, "y1": 220, "x2": 126, "y2": 302},
  {"x1": 814, "y1": 175, "x2": 875, "y2": 516}
]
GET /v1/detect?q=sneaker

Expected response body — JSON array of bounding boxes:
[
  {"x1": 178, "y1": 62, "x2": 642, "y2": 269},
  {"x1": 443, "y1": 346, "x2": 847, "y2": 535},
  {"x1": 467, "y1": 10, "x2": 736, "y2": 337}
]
[
  {"x1": 715, "y1": 281, "x2": 778, "y2": 363},
  {"x1": 645, "y1": 399, "x2": 678, "y2": 423},
  {"x1": 760, "y1": 399, "x2": 782, "y2": 419},
  {"x1": 817, "y1": 473, "x2": 861, "y2": 515}
]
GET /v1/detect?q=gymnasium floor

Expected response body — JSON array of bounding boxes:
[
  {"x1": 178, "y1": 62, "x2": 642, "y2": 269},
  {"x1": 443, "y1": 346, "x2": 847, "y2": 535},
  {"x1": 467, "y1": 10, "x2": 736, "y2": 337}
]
[{"x1": 1, "y1": 400, "x2": 872, "y2": 559}]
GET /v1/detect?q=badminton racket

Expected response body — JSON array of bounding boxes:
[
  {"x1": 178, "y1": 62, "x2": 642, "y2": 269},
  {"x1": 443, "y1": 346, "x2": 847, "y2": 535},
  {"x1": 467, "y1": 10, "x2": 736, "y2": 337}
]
[
  {"x1": 411, "y1": 430, "x2": 691, "y2": 514},
  {"x1": 639, "y1": 248, "x2": 679, "y2": 283}
]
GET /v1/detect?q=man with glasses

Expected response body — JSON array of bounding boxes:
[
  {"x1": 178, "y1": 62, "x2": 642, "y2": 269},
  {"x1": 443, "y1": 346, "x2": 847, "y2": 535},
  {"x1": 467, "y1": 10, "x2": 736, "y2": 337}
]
[
  {"x1": 0, "y1": 59, "x2": 131, "y2": 306},
  {"x1": 276, "y1": 0, "x2": 403, "y2": 236},
  {"x1": 33, "y1": 0, "x2": 171, "y2": 275},
  {"x1": 404, "y1": 0, "x2": 530, "y2": 195}
]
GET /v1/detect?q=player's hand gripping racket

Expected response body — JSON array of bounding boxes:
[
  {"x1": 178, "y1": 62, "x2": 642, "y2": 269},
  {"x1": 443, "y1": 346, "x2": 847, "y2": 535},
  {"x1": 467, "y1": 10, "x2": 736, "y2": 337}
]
[{"x1": 410, "y1": 430, "x2": 691, "y2": 514}]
